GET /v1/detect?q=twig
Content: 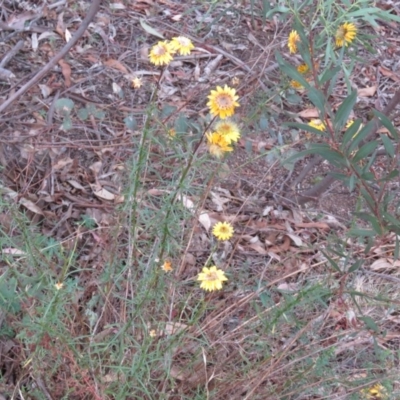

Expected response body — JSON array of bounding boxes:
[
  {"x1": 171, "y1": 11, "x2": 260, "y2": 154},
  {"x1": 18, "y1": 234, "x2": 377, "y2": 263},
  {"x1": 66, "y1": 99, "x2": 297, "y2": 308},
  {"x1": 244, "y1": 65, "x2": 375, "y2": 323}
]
[
  {"x1": 0, "y1": 0, "x2": 102, "y2": 115},
  {"x1": 361, "y1": 267, "x2": 400, "y2": 284},
  {"x1": 0, "y1": 40, "x2": 24, "y2": 68}
]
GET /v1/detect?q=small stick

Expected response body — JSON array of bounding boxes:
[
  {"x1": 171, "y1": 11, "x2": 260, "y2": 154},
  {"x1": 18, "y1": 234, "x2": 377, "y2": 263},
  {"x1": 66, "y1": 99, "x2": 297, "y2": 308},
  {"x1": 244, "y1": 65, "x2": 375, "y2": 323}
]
[{"x1": 0, "y1": 40, "x2": 24, "y2": 68}]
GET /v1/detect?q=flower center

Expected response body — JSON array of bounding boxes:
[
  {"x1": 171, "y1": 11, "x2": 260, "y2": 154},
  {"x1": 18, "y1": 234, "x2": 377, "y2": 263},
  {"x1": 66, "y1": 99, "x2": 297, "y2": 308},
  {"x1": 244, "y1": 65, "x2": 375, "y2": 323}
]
[
  {"x1": 216, "y1": 94, "x2": 232, "y2": 108},
  {"x1": 205, "y1": 272, "x2": 218, "y2": 281},
  {"x1": 155, "y1": 46, "x2": 166, "y2": 56}
]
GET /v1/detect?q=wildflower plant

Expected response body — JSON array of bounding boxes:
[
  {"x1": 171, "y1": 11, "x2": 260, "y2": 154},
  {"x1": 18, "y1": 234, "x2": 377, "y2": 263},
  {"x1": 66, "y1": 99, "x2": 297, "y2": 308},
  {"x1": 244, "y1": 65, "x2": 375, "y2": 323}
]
[{"x1": 5, "y1": 2, "x2": 400, "y2": 399}]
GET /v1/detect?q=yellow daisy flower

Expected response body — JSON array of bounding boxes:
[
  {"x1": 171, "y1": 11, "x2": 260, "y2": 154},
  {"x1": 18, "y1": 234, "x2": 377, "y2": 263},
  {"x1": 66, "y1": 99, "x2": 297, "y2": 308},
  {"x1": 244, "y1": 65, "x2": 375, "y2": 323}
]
[
  {"x1": 335, "y1": 22, "x2": 357, "y2": 47},
  {"x1": 170, "y1": 36, "x2": 194, "y2": 56},
  {"x1": 167, "y1": 128, "x2": 176, "y2": 139},
  {"x1": 214, "y1": 120, "x2": 240, "y2": 143},
  {"x1": 161, "y1": 260, "x2": 173, "y2": 272},
  {"x1": 149, "y1": 41, "x2": 174, "y2": 66},
  {"x1": 197, "y1": 266, "x2": 228, "y2": 291},
  {"x1": 308, "y1": 119, "x2": 326, "y2": 131},
  {"x1": 206, "y1": 132, "x2": 233, "y2": 158},
  {"x1": 132, "y1": 77, "x2": 142, "y2": 89},
  {"x1": 212, "y1": 221, "x2": 234, "y2": 241},
  {"x1": 361, "y1": 383, "x2": 388, "y2": 399},
  {"x1": 297, "y1": 64, "x2": 309, "y2": 74},
  {"x1": 149, "y1": 329, "x2": 157, "y2": 338},
  {"x1": 207, "y1": 85, "x2": 240, "y2": 119},
  {"x1": 288, "y1": 30, "x2": 300, "y2": 53},
  {"x1": 290, "y1": 80, "x2": 304, "y2": 89}
]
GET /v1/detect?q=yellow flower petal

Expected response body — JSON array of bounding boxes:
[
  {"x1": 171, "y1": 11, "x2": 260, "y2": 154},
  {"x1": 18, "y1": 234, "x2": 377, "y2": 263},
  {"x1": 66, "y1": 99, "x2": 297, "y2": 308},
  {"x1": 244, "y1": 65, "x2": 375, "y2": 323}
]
[
  {"x1": 288, "y1": 30, "x2": 300, "y2": 54},
  {"x1": 297, "y1": 64, "x2": 309, "y2": 74},
  {"x1": 212, "y1": 221, "x2": 234, "y2": 241},
  {"x1": 197, "y1": 266, "x2": 228, "y2": 292},
  {"x1": 308, "y1": 119, "x2": 326, "y2": 131},
  {"x1": 207, "y1": 85, "x2": 240, "y2": 119},
  {"x1": 161, "y1": 260, "x2": 173, "y2": 272},
  {"x1": 290, "y1": 80, "x2": 304, "y2": 89}
]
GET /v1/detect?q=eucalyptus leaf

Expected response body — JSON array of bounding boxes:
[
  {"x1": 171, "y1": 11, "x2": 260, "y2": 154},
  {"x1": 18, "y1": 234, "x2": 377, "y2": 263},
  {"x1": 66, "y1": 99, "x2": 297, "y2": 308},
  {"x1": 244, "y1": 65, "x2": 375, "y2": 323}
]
[
  {"x1": 124, "y1": 115, "x2": 137, "y2": 130},
  {"x1": 54, "y1": 98, "x2": 75, "y2": 116},
  {"x1": 139, "y1": 18, "x2": 164, "y2": 39},
  {"x1": 77, "y1": 108, "x2": 88, "y2": 121},
  {"x1": 61, "y1": 115, "x2": 73, "y2": 131}
]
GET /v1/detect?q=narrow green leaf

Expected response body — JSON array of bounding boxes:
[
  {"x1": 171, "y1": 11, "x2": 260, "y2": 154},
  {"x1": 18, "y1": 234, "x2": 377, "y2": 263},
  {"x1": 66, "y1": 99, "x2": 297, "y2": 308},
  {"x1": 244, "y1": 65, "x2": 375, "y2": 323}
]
[
  {"x1": 334, "y1": 90, "x2": 357, "y2": 131},
  {"x1": 355, "y1": 212, "x2": 382, "y2": 235},
  {"x1": 380, "y1": 134, "x2": 395, "y2": 158},
  {"x1": 275, "y1": 52, "x2": 310, "y2": 87},
  {"x1": 352, "y1": 140, "x2": 378, "y2": 163},
  {"x1": 284, "y1": 144, "x2": 345, "y2": 167},
  {"x1": 342, "y1": 119, "x2": 362, "y2": 148},
  {"x1": 285, "y1": 122, "x2": 326, "y2": 136},
  {"x1": 319, "y1": 66, "x2": 341, "y2": 86},
  {"x1": 348, "y1": 260, "x2": 362, "y2": 273},
  {"x1": 307, "y1": 87, "x2": 326, "y2": 115},
  {"x1": 348, "y1": 174, "x2": 355, "y2": 192},
  {"x1": 383, "y1": 211, "x2": 400, "y2": 228},
  {"x1": 379, "y1": 169, "x2": 399, "y2": 182},
  {"x1": 359, "y1": 316, "x2": 379, "y2": 333},
  {"x1": 360, "y1": 188, "x2": 375, "y2": 211},
  {"x1": 321, "y1": 251, "x2": 341, "y2": 272},
  {"x1": 373, "y1": 110, "x2": 399, "y2": 140},
  {"x1": 348, "y1": 228, "x2": 375, "y2": 237}
]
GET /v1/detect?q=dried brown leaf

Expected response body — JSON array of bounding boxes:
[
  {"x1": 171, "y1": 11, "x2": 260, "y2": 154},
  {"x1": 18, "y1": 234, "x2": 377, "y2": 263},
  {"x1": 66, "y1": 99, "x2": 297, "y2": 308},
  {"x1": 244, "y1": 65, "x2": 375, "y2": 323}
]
[
  {"x1": 378, "y1": 66, "x2": 400, "y2": 82},
  {"x1": 104, "y1": 59, "x2": 129, "y2": 74},
  {"x1": 358, "y1": 85, "x2": 377, "y2": 97},
  {"x1": 58, "y1": 59, "x2": 71, "y2": 87},
  {"x1": 91, "y1": 185, "x2": 115, "y2": 201},
  {"x1": 298, "y1": 108, "x2": 320, "y2": 118}
]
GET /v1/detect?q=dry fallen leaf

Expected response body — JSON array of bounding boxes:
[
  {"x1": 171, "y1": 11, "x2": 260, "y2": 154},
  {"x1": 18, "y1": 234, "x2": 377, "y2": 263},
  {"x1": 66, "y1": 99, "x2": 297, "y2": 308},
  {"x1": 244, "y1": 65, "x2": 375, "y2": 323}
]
[
  {"x1": 198, "y1": 212, "x2": 211, "y2": 231},
  {"x1": 358, "y1": 85, "x2": 377, "y2": 97},
  {"x1": 0, "y1": 184, "x2": 44, "y2": 215},
  {"x1": 370, "y1": 258, "x2": 400, "y2": 270},
  {"x1": 104, "y1": 59, "x2": 129, "y2": 74},
  {"x1": 91, "y1": 184, "x2": 116, "y2": 201},
  {"x1": 298, "y1": 108, "x2": 320, "y2": 118},
  {"x1": 58, "y1": 59, "x2": 71, "y2": 87},
  {"x1": 378, "y1": 66, "x2": 400, "y2": 82}
]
